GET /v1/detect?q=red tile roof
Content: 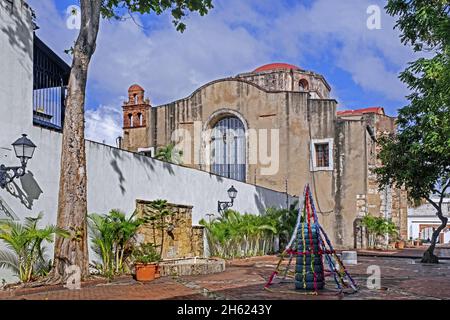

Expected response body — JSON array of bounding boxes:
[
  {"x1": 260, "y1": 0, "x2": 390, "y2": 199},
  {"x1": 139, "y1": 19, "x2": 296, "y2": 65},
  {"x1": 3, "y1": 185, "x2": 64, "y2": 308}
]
[
  {"x1": 337, "y1": 107, "x2": 385, "y2": 116},
  {"x1": 253, "y1": 63, "x2": 301, "y2": 73}
]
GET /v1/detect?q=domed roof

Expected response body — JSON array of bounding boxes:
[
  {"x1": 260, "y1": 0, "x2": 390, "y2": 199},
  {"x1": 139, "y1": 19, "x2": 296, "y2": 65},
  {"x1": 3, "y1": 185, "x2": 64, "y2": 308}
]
[
  {"x1": 253, "y1": 63, "x2": 301, "y2": 73},
  {"x1": 128, "y1": 84, "x2": 144, "y2": 92}
]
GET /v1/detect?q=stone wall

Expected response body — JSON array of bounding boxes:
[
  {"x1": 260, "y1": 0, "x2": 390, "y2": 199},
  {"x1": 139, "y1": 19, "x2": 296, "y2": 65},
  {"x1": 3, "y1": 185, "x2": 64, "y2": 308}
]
[{"x1": 135, "y1": 200, "x2": 204, "y2": 259}]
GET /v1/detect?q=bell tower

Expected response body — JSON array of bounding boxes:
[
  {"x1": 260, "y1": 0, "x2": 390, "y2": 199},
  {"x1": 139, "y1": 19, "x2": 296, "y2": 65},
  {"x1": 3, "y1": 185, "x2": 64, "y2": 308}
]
[{"x1": 122, "y1": 84, "x2": 152, "y2": 152}]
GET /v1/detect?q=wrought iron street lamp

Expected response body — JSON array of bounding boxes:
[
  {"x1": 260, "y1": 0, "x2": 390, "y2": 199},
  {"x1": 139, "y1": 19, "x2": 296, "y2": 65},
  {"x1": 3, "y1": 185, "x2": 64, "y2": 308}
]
[
  {"x1": 217, "y1": 185, "x2": 238, "y2": 214},
  {"x1": 0, "y1": 134, "x2": 36, "y2": 189}
]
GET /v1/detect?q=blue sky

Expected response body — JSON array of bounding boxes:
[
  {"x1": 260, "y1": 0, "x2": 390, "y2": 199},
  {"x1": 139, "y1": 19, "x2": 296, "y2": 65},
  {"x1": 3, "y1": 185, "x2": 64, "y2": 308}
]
[{"x1": 27, "y1": 0, "x2": 417, "y2": 145}]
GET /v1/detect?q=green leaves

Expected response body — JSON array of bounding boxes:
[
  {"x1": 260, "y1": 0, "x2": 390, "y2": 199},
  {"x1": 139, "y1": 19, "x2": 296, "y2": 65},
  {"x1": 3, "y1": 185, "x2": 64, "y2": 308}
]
[
  {"x1": 155, "y1": 143, "x2": 183, "y2": 164},
  {"x1": 361, "y1": 215, "x2": 399, "y2": 248},
  {"x1": 88, "y1": 210, "x2": 143, "y2": 277},
  {"x1": 377, "y1": 1, "x2": 449, "y2": 260},
  {"x1": 385, "y1": 0, "x2": 450, "y2": 51},
  {"x1": 376, "y1": 1, "x2": 450, "y2": 203},
  {"x1": 0, "y1": 213, "x2": 68, "y2": 283},
  {"x1": 200, "y1": 209, "x2": 284, "y2": 259},
  {"x1": 100, "y1": 0, "x2": 214, "y2": 32},
  {"x1": 131, "y1": 243, "x2": 160, "y2": 264}
]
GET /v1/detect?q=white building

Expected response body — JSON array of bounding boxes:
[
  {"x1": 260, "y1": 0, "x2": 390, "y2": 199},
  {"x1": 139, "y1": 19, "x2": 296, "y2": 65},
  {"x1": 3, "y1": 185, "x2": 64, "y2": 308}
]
[{"x1": 407, "y1": 198, "x2": 450, "y2": 244}]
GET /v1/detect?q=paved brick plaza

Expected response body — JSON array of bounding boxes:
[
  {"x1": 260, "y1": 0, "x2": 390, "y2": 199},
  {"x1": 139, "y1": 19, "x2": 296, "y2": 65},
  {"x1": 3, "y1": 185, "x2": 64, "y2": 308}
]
[{"x1": 1, "y1": 249, "x2": 449, "y2": 300}]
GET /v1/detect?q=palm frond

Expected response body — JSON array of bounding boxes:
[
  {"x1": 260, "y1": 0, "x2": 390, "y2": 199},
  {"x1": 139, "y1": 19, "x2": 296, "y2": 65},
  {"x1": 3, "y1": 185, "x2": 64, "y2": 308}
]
[{"x1": 0, "y1": 250, "x2": 19, "y2": 274}]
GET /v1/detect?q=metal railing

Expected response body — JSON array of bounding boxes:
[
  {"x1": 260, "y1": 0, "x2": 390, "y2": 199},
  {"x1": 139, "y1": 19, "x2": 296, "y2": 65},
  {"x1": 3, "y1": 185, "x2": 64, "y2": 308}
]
[{"x1": 32, "y1": 35, "x2": 70, "y2": 131}]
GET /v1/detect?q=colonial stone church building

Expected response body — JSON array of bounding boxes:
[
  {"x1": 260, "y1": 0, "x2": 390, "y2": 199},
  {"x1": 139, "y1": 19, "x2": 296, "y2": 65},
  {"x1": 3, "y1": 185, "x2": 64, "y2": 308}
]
[{"x1": 120, "y1": 63, "x2": 407, "y2": 248}]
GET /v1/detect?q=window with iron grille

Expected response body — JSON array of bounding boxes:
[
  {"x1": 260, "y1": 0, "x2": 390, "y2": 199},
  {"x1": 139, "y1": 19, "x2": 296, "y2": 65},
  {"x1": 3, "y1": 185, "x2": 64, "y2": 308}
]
[
  {"x1": 315, "y1": 143, "x2": 329, "y2": 167},
  {"x1": 211, "y1": 116, "x2": 246, "y2": 182},
  {"x1": 33, "y1": 35, "x2": 70, "y2": 131},
  {"x1": 310, "y1": 138, "x2": 333, "y2": 171}
]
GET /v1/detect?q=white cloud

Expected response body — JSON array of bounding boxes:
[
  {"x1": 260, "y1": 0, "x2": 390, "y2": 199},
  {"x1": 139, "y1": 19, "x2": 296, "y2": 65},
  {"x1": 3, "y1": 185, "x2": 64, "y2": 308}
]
[
  {"x1": 28, "y1": 0, "x2": 418, "y2": 145},
  {"x1": 85, "y1": 105, "x2": 122, "y2": 146},
  {"x1": 263, "y1": 0, "x2": 413, "y2": 101}
]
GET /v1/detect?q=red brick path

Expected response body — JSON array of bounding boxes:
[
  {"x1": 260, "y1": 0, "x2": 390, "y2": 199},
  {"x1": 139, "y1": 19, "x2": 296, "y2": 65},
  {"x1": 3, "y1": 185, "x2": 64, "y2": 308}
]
[{"x1": 1, "y1": 255, "x2": 449, "y2": 300}]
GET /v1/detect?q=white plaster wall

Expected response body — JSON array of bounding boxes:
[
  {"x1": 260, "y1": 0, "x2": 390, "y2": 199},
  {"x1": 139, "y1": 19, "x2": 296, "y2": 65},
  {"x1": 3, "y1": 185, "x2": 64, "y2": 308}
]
[
  {"x1": 0, "y1": 0, "x2": 295, "y2": 283},
  {"x1": 0, "y1": 0, "x2": 34, "y2": 157},
  {"x1": 407, "y1": 199, "x2": 450, "y2": 243},
  {"x1": 408, "y1": 217, "x2": 450, "y2": 243}
]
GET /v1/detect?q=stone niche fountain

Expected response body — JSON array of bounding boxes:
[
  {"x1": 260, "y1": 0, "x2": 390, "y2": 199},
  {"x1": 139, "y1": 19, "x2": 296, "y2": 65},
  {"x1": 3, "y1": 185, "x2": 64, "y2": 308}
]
[{"x1": 135, "y1": 199, "x2": 225, "y2": 276}]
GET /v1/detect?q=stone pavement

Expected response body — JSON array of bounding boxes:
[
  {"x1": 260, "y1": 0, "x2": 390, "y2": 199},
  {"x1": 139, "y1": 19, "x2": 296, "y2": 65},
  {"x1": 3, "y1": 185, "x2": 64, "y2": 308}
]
[
  {"x1": 1, "y1": 255, "x2": 450, "y2": 300},
  {"x1": 357, "y1": 245, "x2": 450, "y2": 259}
]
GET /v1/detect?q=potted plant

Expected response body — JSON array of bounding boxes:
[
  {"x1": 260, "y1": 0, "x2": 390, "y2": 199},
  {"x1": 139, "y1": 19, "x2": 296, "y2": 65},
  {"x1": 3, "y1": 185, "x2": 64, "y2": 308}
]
[
  {"x1": 132, "y1": 243, "x2": 161, "y2": 282},
  {"x1": 396, "y1": 239, "x2": 406, "y2": 249}
]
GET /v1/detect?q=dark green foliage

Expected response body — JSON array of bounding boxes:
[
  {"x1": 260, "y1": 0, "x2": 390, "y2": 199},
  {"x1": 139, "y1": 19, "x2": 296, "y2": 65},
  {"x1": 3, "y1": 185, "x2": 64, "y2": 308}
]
[
  {"x1": 155, "y1": 143, "x2": 183, "y2": 164},
  {"x1": 100, "y1": 0, "x2": 214, "y2": 32},
  {"x1": 131, "y1": 243, "x2": 160, "y2": 264},
  {"x1": 199, "y1": 206, "x2": 297, "y2": 259},
  {"x1": 376, "y1": 1, "x2": 450, "y2": 262},
  {"x1": 88, "y1": 210, "x2": 143, "y2": 277},
  {"x1": 0, "y1": 213, "x2": 68, "y2": 282}
]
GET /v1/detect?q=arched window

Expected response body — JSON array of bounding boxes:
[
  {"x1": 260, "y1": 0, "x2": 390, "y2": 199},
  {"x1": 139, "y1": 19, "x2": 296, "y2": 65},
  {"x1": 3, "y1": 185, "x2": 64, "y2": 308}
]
[
  {"x1": 128, "y1": 113, "x2": 133, "y2": 127},
  {"x1": 133, "y1": 94, "x2": 138, "y2": 104},
  {"x1": 299, "y1": 79, "x2": 309, "y2": 91},
  {"x1": 211, "y1": 116, "x2": 246, "y2": 182},
  {"x1": 138, "y1": 113, "x2": 143, "y2": 126}
]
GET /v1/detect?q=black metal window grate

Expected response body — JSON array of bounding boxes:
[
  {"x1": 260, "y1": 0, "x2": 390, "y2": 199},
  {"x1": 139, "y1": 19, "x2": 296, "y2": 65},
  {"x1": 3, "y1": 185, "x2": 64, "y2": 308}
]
[
  {"x1": 315, "y1": 143, "x2": 329, "y2": 167},
  {"x1": 211, "y1": 116, "x2": 246, "y2": 182},
  {"x1": 33, "y1": 35, "x2": 70, "y2": 131}
]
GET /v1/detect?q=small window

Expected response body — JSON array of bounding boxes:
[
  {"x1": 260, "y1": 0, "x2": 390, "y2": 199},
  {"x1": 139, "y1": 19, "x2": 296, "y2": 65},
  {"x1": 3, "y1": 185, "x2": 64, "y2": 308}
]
[
  {"x1": 138, "y1": 113, "x2": 143, "y2": 126},
  {"x1": 128, "y1": 114, "x2": 133, "y2": 127},
  {"x1": 310, "y1": 138, "x2": 333, "y2": 171},
  {"x1": 299, "y1": 79, "x2": 309, "y2": 91},
  {"x1": 315, "y1": 143, "x2": 329, "y2": 167},
  {"x1": 133, "y1": 94, "x2": 138, "y2": 104}
]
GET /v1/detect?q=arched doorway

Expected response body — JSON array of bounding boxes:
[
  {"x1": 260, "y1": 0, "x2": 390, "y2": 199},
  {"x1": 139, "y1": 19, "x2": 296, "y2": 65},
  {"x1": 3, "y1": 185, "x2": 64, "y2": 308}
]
[
  {"x1": 353, "y1": 218, "x2": 364, "y2": 249},
  {"x1": 211, "y1": 116, "x2": 246, "y2": 182}
]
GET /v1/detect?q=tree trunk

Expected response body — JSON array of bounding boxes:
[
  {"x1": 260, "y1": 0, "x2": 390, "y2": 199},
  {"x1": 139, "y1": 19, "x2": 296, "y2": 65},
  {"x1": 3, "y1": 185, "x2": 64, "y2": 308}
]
[
  {"x1": 52, "y1": 0, "x2": 102, "y2": 282},
  {"x1": 422, "y1": 194, "x2": 449, "y2": 264},
  {"x1": 421, "y1": 211, "x2": 447, "y2": 264}
]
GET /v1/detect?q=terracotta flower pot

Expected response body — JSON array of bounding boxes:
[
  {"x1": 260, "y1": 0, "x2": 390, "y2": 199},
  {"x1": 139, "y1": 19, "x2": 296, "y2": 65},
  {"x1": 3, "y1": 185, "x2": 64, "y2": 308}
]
[
  {"x1": 396, "y1": 241, "x2": 405, "y2": 249},
  {"x1": 135, "y1": 263, "x2": 158, "y2": 282}
]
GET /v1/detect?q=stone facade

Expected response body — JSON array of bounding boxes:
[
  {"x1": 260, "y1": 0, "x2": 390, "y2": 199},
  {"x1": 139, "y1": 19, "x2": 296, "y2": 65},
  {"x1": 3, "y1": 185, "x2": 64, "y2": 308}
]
[
  {"x1": 121, "y1": 63, "x2": 408, "y2": 249},
  {"x1": 135, "y1": 200, "x2": 204, "y2": 259}
]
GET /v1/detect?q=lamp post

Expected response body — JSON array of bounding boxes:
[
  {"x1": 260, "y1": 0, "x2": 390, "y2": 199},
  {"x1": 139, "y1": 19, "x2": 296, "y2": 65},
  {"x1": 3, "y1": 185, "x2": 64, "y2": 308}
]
[
  {"x1": 0, "y1": 134, "x2": 37, "y2": 189},
  {"x1": 217, "y1": 185, "x2": 238, "y2": 214}
]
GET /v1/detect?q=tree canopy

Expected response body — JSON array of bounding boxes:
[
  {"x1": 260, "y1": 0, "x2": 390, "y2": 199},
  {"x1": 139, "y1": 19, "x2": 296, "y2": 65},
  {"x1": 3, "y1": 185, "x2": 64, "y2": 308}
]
[
  {"x1": 100, "y1": 0, "x2": 213, "y2": 32},
  {"x1": 375, "y1": 0, "x2": 449, "y2": 263}
]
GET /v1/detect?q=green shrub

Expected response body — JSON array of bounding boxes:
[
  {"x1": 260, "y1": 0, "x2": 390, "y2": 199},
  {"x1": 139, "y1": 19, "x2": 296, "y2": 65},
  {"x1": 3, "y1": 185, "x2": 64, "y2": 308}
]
[
  {"x1": 362, "y1": 215, "x2": 399, "y2": 248},
  {"x1": 0, "y1": 213, "x2": 68, "y2": 283},
  {"x1": 131, "y1": 243, "x2": 161, "y2": 264},
  {"x1": 200, "y1": 209, "x2": 279, "y2": 259},
  {"x1": 88, "y1": 210, "x2": 143, "y2": 277}
]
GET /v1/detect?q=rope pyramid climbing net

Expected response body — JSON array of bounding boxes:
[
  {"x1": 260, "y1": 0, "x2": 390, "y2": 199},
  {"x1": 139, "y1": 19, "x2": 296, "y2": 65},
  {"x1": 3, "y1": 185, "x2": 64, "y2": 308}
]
[{"x1": 264, "y1": 184, "x2": 358, "y2": 295}]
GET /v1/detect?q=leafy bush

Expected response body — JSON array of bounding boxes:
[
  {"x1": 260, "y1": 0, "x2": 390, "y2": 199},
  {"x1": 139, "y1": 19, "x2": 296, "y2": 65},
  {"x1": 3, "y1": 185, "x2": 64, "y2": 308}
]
[
  {"x1": 88, "y1": 210, "x2": 143, "y2": 277},
  {"x1": 263, "y1": 201, "x2": 299, "y2": 250},
  {"x1": 155, "y1": 143, "x2": 183, "y2": 164},
  {"x1": 362, "y1": 215, "x2": 399, "y2": 248},
  {"x1": 131, "y1": 243, "x2": 160, "y2": 264},
  {"x1": 0, "y1": 213, "x2": 68, "y2": 283},
  {"x1": 200, "y1": 210, "x2": 279, "y2": 259}
]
